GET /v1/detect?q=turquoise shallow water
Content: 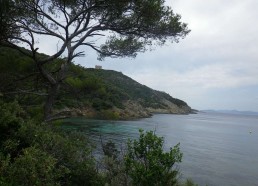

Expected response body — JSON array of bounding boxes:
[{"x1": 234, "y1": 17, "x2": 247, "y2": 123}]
[{"x1": 63, "y1": 112, "x2": 258, "y2": 186}]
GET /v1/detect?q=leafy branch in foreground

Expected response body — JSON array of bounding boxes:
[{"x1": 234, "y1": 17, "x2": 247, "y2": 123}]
[{"x1": 125, "y1": 129, "x2": 183, "y2": 186}]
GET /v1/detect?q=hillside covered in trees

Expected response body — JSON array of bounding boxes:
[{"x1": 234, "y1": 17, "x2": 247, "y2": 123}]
[{"x1": 0, "y1": 47, "x2": 193, "y2": 120}]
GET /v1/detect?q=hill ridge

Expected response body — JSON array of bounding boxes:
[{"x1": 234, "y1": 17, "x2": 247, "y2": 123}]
[
  {"x1": 60, "y1": 67, "x2": 193, "y2": 119},
  {"x1": 0, "y1": 47, "x2": 193, "y2": 120}
]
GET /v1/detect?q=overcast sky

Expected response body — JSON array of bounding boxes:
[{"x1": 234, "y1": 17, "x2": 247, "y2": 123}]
[{"x1": 38, "y1": 0, "x2": 258, "y2": 112}]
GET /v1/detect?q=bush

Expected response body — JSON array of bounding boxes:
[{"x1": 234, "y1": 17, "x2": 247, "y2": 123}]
[
  {"x1": 182, "y1": 179, "x2": 199, "y2": 186},
  {"x1": 125, "y1": 129, "x2": 183, "y2": 186},
  {"x1": 99, "y1": 110, "x2": 120, "y2": 120},
  {"x1": 5, "y1": 147, "x2": 68, "y2": 186},
  {"x1": 100, "y1": 141, "x2": 130, "y2": 186},
  {"x1": 0, "y1": 100, "x2": 104, "y2": 186},
  {"x1": 17, "y1": 121, "x2": 104, "y2": 186},
  {"x1": 0, "y1": 100, "x2": 23, "y2": 147}
]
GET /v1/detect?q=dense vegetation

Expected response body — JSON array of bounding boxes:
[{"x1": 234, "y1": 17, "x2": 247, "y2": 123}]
[
  {"x1": 78, "y1": 68, "x2": 188, "y2": 109},
  {"x1": 0, "y1": 100, "x2": 198, "y2": 186},
  {"x1": 1, "y1": 47, "x2": 191, "y2": 120}
]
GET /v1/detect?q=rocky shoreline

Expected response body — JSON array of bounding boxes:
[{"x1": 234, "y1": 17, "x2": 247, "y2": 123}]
[{"x1": 58, "y1": 99, "x2": 194, "y2": 120}]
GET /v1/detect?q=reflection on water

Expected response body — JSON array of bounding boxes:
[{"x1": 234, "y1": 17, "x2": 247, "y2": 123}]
[{"x1": 63, "y1": 113, "x2": 258, "y2": 186}]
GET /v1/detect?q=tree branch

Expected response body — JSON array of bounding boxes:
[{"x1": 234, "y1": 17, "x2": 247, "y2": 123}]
[
  {"x1": 82, "y1": 42, "x2": 120, "y2": 57},
  {"x1": 34, "y1": 2, "x2": 66, "y2": 30},
  {"x1": 1, "y1": 41, "x2": 33, "y2": 58},
  {"x1": 4, "y1": 89, "x2": 48, "y2": 96}
]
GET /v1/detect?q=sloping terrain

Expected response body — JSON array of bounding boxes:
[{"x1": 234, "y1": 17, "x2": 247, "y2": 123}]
[{"x1": 0, "y1": 47, "x2": 192, "y2": 120}]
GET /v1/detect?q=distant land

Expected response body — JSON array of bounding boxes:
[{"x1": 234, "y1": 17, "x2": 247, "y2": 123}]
[{"x1": 201, "y1": 110, "x2": 258, "y2": 116}]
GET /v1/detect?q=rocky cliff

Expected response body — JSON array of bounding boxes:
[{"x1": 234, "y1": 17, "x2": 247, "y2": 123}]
[{"x1": 59, "y1": 68, "x2": 193, "y2": 120}]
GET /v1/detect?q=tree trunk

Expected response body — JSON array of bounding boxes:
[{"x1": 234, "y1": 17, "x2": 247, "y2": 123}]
[
  {"x1": 37, "y1": 59, "x2": 69, "y2": 122},
  {"x1": 44, "y1": 83, "x2": 60, "y2": 122}
]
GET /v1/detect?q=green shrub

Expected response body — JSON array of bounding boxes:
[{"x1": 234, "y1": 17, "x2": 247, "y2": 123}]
[
  {"x1": 0, "y1": 100, "x2": 23, "y2": 145},
  {"x1": 92, "y1": 98, "x2": 113, "y2": 111},
  {"x1": 17, "y1": 122, "x2": 103, "y2": 185},
  {"x1": 101, "y1": 141, "x2": 129, "y2": 186},
  {"x1": 5, "y1": 147, "x2": 68, "y2": 186},
  {"x1": 99, "y1": 110, "x2": 120, "y2": 120},
  {"x1": 125, "y1": 129, "x2": 183, "y2": 186},
  {"x1": 182, "y1": 179, "x2": 199, "y2": 186},
  {"x1": 0, "y1": 100, "x2": 104, "y2": 186}
]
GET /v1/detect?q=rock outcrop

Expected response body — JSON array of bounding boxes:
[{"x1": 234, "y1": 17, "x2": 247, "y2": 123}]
[{"x1": 55, "y1": 69, "x2": 194, "y2": 120}]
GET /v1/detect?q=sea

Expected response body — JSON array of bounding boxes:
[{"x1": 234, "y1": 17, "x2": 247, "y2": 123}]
[{"x1": 63, "y1": 112, "x2": 258, "y2": 186}]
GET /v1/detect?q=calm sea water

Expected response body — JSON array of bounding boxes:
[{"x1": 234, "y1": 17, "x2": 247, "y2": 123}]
[{"x1": 63, "y1": 112, "x2": 258, "y2": 186}]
